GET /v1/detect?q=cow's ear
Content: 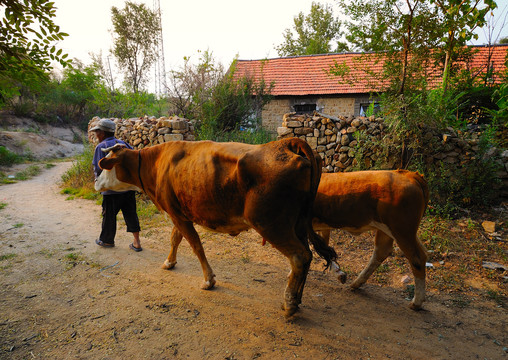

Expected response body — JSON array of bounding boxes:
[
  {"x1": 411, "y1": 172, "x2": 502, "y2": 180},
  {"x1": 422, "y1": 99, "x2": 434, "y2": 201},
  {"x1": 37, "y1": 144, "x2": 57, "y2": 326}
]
[{"x1": 99, "y1": 156, "x2": 121, "y2": 170}]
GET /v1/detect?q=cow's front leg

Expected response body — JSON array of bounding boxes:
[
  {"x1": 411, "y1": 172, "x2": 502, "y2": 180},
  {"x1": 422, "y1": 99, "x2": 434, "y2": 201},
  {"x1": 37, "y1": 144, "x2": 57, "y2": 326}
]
[
  {"x1": 176, "y1": 221, "x2": 216, "y2": 290},
  {"x1": 162, "y1": 227, "x2": 183, "y2": 270},
  {"x1": 351, "y1": 230, "x2": 394, "y2": 289}
]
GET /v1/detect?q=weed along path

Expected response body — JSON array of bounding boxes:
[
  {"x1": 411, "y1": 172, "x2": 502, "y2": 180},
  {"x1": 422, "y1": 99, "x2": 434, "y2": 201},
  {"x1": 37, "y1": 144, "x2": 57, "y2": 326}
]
[{"x1": 0, "y1": 162, "x2": 506, "y2": 359}]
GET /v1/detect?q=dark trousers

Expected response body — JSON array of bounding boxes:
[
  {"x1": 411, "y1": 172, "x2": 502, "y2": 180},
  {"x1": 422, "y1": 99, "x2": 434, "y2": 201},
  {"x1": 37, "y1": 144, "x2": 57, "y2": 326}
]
[{"x1": 99, "y1": 191, "x2": 141, "y2": 245}]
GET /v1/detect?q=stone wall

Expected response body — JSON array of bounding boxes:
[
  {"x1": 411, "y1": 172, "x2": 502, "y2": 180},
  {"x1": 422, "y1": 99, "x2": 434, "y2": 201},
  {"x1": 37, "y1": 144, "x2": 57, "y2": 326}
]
[
  {"x1": 88, "y1": 115, "x2": 195, "y2": 148},
  {"x1": 277, "y1": 112, "x2": 508, "y2": 195}
]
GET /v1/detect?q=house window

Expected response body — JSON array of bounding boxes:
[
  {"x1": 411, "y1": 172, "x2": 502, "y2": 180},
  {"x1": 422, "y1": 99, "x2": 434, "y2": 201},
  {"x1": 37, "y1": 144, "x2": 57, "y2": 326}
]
[
  {"x1": 294, "y1": 103, "x2": 316, "y2": 114},
  {"x1": 359, "y1": 102, "x2": 380, "y2": 116}
]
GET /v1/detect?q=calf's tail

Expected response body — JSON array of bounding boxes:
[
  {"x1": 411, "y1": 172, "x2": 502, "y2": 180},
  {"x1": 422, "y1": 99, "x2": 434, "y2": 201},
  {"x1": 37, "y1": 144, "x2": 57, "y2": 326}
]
[
  {"x1": 413, "y1": 172, "x2": 430, "y2": 214},
  {"x1": 287, "y1": 138, "x2": 338, "y2": 269}
]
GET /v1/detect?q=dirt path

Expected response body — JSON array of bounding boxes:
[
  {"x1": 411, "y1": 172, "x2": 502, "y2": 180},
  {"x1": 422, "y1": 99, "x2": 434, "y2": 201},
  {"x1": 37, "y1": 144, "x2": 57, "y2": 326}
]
[{"x1": 0, "y1": 163, "x2": 506, "y2": 359}]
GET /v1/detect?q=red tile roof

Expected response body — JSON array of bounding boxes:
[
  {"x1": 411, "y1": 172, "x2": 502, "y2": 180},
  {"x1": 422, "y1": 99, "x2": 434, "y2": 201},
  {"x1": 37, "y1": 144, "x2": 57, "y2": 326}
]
[{"x1": 233, "y1": 45, "x2": 507, "y2": 96}]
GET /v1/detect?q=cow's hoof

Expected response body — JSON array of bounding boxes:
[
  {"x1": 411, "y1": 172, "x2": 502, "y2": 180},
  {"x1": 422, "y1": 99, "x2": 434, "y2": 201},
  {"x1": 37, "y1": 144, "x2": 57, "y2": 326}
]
[
  {"x1": 337, "y1": 271, "x2": 347, "y2": 284},
  {"x1": 200, "y1": 278, "x2": 216, "y2": 290},
  {"x1": 409, "y1": 301, "x2": 423, "y2": 311},
  {"x1": 283, "y1": 304, "x2": 299, "y2": 318},
  {"x1": 161, "y1": 260, "x2": 176, "y2": 270}
]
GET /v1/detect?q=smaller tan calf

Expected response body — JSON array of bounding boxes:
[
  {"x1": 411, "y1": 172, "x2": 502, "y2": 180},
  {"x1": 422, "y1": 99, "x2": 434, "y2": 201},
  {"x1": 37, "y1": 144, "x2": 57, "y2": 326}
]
[{"x1": 313, "y1": 170, "x2": 429, "y2": 310}]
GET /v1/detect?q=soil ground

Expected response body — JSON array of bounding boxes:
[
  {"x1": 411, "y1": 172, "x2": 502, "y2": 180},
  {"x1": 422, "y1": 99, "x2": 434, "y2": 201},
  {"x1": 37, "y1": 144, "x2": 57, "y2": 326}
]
[{"x1": 0, "y1": 162, "x2": 507, "y2": 360}]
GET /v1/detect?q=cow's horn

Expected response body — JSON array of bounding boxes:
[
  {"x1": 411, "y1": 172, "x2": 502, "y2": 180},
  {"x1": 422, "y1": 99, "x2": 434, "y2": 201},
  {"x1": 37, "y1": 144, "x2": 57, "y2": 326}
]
[{"x1": 101, "y1": 144, "x2": 126, "y2": 153}]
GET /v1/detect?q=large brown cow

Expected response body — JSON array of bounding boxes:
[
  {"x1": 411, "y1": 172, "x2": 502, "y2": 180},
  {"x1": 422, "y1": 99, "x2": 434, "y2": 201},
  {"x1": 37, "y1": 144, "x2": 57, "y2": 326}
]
[
  {"x1": 95, "y1": 138, "x2": 338, "y2": 316},
  {"x1": 313, "y1": 170, "x2": 429, "y2": 309}
]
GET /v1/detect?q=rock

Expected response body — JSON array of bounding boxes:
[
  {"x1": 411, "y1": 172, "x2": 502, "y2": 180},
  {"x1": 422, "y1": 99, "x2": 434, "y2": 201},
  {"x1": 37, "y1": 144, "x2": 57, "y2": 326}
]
[
  {"x1": 482, "y1": 261, "x2": 507, "y2": 271},
  {"x1": 481, "y1": 221, "x2": 496, "y2": 233},
  {"x1": 401, "y1": 275, "x2": 412, "y2": 284},
  {"x1": 164, "y1": 134, "x2": 183, "y2": 142},
  {"x1": 286, "y1": 120, "x2": 303, "y2": 128},
  {"x1": 277, "y1": 127, "x2": 292, "y2": 137}
]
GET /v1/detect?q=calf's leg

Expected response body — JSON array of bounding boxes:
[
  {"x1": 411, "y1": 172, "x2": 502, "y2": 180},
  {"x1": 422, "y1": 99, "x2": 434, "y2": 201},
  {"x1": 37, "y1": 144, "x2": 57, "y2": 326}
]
[
  {"x1": 395, "y1": 234, "x2": 427, "y2": 310},
  {"x1": 162, "y1": 227, "x2": 183, "y2": 269},
  {"x1": 351, "y1": 230, "x2": 394, "y2": 289}
]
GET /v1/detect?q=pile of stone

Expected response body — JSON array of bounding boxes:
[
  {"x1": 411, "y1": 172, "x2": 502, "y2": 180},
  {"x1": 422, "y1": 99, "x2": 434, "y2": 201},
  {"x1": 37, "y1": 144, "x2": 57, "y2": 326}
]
[
  {"x1": 88, "y1": 115, "x2": 195, "y2": 148},
  {"x1": 277, "y1": 112, "x2": 384, "y2": 172},
  {"x1": 277, "y1": 112, "x2": 508, "y2": 195}
]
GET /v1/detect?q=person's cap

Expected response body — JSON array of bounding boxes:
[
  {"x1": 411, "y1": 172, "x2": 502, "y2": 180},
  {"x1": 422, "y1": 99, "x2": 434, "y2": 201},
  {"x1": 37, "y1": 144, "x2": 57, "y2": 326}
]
[{"x1": 90, "y1": 119, "x2": 116, "y2": 132}]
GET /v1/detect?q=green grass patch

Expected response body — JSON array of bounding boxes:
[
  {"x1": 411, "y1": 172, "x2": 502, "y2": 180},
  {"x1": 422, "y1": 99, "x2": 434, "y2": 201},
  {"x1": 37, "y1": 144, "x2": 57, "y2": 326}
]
[
  {"x1": 14, "y1": 165, "x2": 42, "y2": 180},
  {"x1": 60, "y1": 143, "x2": 95, "y2": 191},
  {"x1": 13, "y1": 223, "x2": 23, "y2": 228},
  {"x1": 61, "y1": 187, "x2": 99, "y2": 201},
  {"x1": 63, "y1": 252, "x2": 85, "y2": 270},
  {"x1": 0, "y1": 202, "x2": 6, "y2": 210},
  {"x1": 0, "y1": 253, "x2": 17, "y2": 261}
]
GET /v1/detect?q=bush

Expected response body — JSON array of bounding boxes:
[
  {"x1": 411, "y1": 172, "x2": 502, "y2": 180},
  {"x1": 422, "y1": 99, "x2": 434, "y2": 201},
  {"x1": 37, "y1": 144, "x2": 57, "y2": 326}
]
[
  {"x1": 425, "y1": 157, "x2": 502, "y2": 217},
  {"x1": 199, "y1": 127, "x2": 275, "y2": 144},
  {"x1": 371, "y1": 88, "x2": 504, "y2": 217},
  {"x1": 0, "y1": 146, "x2": 24, "y2": 166},
  {"x1": 61, "y1": 142, "x2": 95, "y2": 191}
]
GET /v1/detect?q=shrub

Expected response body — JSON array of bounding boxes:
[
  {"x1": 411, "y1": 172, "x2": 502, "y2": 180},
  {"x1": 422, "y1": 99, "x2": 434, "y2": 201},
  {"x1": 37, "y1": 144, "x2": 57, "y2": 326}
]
[
  {"x1": 0, "y1": 146, "x2": 23, "y2": 166},
  {"x1": 61, "y1": 142, "x2": 95, "y2": 191}
]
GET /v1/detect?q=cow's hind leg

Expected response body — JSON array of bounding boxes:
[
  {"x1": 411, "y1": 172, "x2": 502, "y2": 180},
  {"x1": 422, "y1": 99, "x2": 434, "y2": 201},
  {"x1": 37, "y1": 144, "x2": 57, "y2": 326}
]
[
  {"x1": 171, "y1": 221, "x2": 216, "y2": 290},
  {"x1": 262, "y1": 228, "x2": 312, "y2": 317},
  {"x1": 162, "y1": 227, "x2": 183, "y2": 270},
  {"x1": 351, "y1": 230, "x2": 394, "y2": 290}
]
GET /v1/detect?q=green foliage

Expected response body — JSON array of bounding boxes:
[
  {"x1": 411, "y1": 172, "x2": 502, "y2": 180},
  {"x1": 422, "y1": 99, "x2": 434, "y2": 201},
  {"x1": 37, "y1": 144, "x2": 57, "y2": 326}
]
[
  {"x1": 200, "y1": 128, "x2": 276, "y2": 144},
  {"x1": 429, "y1": 0, "x2": 497, "y2": 91},
  {"x1": 61, "y1": 142, "x2": 95, "y2": 192},
  {"x1": 196, "y1": 62, "x2": 274, "y2": 140},
  {"x1": 340, "y1": 0, "x2": 442, "y2": 95},
  {"x1": 357, "y1": 88, "x2": 504, "y2": 217},
  {"x1": 425, "y1": 156, "x2": 502, "y2": 217},
  {"x1": 91, "y1": 86, "x2": 170, "y2": 119},
  {"x1": 168, "y1": 50, "x2": 224, "y2": 120},
  {"x1": 0, "y1": 145, "x2": 23, "y2": 166},
  {"x1": 111, "y1": 1, "x2": 160, "y2": 93},
  {"x1": 276, "y1": 2, "x2": 346, "y2": 57},
  {"x1": 0, "y1": 0, "x2": 70, "y2": 75},
  {"x1": 14, "y1": 164, "x2": 41, "y2": 180}
]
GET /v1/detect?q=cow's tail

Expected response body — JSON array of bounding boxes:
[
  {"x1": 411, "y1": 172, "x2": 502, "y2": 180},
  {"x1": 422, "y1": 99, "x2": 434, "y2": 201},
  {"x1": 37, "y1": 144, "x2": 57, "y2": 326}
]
[
  {"x1": 412, "y1": 171, "x2": 430, "y2": 214},
  {"x1": 288, "y1": 138, "x2": 338, "y2": 269}
]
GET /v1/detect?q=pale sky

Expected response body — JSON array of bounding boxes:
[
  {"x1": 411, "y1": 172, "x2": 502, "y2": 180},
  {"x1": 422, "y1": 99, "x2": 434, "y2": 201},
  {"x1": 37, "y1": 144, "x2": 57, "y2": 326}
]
[
  {"x1": 51, "y1": 0, "x2": 507, "y2": 89},
  {"x1": 53, "y1": 0, "x2": 329, "y2": 69}
]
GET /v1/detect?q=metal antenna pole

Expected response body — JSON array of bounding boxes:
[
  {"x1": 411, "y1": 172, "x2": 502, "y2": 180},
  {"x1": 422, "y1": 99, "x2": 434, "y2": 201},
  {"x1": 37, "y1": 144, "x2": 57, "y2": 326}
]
[{"x1": 153, "y1": 0, "x2": 167, "y2": 97}]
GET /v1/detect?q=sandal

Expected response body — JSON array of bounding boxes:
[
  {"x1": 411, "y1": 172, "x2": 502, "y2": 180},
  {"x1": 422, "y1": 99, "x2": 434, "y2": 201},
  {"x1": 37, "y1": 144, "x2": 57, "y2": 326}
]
[
  {"x1": 96, "y1": 238, "x2": 115, "y2": 248},
  {"x1": 129, "y1": 243, "x2": 142, "y2": 252}
]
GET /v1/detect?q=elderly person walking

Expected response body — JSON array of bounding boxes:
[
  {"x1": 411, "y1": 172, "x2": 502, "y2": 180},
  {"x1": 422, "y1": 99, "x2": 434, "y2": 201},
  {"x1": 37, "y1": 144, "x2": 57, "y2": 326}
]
[{"x1": 90, "y1": 118, "x2": 142, "y2": 252}]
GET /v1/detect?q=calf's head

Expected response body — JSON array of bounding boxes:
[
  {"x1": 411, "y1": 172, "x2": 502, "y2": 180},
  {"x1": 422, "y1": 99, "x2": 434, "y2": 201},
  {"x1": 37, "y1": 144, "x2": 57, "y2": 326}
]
[{"x1": 94, "y1": 144, "x2": 142, "y2": 193}]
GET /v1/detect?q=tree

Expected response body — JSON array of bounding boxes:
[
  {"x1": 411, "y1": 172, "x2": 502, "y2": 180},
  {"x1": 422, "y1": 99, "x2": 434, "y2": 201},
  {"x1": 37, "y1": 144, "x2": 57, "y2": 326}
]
[
  {"x1": 339, "y1": 0, "x2": 442, "y2": 95},
  {"x1": 275, "y1": 2, "x2": 346, "y2": 57},
  {"x1": 0, "y1": 0, "x2": 70, "y2": 74},
  {"x1": 430, "y1": 0, "x2": 498, "y2": 92},
  {"x1": 111, "y1": 1, "x2": 160, "y2": 93},
  {"x1": 167, "y1": 50, "x2": 224, "y2": 120}
]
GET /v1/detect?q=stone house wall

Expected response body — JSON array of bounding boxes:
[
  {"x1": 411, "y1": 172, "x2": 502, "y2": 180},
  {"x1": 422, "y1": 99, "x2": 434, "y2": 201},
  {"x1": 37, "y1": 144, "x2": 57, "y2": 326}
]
[{"x1": 261, "y1": 96, "x2": 358, "y2": 133}]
